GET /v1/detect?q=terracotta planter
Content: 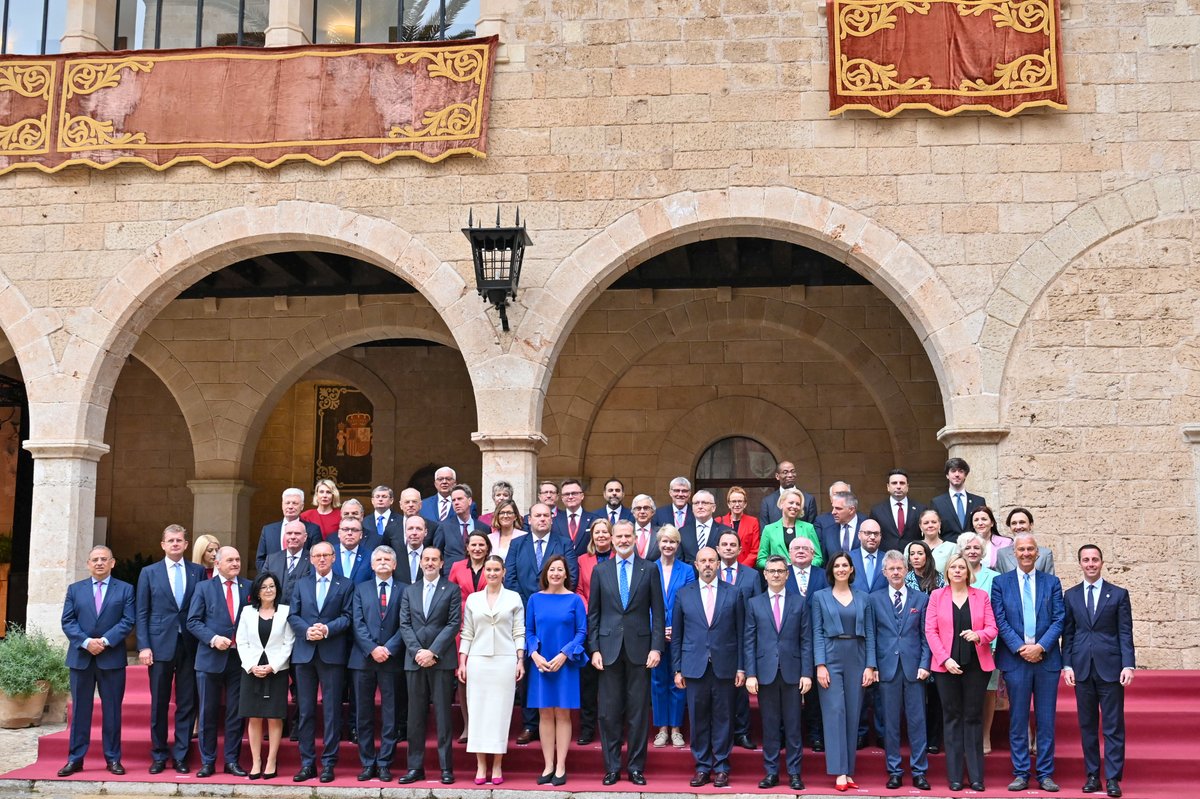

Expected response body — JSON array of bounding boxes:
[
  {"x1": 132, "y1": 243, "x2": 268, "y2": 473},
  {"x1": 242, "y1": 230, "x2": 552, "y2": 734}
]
[
  {"x1": 43, "y1": 689, "x2": 70, "y2": 724},
  {"x1": 0, "y1": 682, "x2": 47, "y2": 728}
]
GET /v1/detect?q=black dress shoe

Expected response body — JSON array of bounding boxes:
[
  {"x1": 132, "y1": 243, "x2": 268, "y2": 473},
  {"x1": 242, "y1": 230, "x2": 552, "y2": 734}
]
[
  {"x1": 949, "y1": 781, "x2": 963, "y2": 791},
  {"x1": 713, "y1": 772, "x2": 730, "y2": 788},
  {"x1": 320, "y1": 767, "x2": 335, "y2": 783},
  {"x1": 173, "y1": 759, "x2": 190, "y2": 774},
  {"x1": 1040, "y1": 777, "x2": 1061, "y2": 792},
  {"x1": 811, "y1": 739, "x2": 825, "y2": 752},
  {"x1": 576, "y1": 733, "x2": 594, "y2": 745},
  {"x1": 887, "y1": 774, "x2": 902, "y2": 789},
  {"x1": 789, "y1": 774, "x2": 805, "y2": 790},
  {"x1": 1106, "y1": 778, "x2": 1122, "y2": 798},
  {"x1": 294, "y1": 765, "x2": 316, "y2": 782},
  {"x1": 57, "y1": 761, "x2": 83, "y2": 777},
  {"x1": 1008, "y1": 777, "x2": 1029, "y2": 791},
  {"x1": 1082, "y1": 774, "x2": 1101, "y2": 793},
  {"x1": 927, "y1": 744, "x2": 941, "y2": 754},
  {"x1": 629, "y1": 770, "x2": 646, "y2": 785},
  {"x1": 914, "y1": 775, "x2": 931, "y2": 790},
  {"x1": 107, "y1": 761, "x2": 126, "y2": 776},
  {"x1": 397, "y1": 768, "x2": 424, "y2": 784},
  {"x1": 440, "y1": 769, "x2": 454, "y2": 784},
  {"x1": 735, "y1": 733, "x2": 755, "y2": 750},
  {"x1": 759, "y1": 773, "x2": 779, "y2": 789},
  {"x1": 149, "y1": 761, "x2": 166, "y2": 775},
  {"x1": 602, "y1": 771, "x2": 620, "y2": 785},
  {"x1": 378, "y1": 767, "x2": 393, "y2": 782},
  {"x1": 224, "y1": 762, "x2": 248, "y2": 777},
  {"x1": 856, "y1": 735, "x2": 867, "y2": 750},
  {"x1": 690, "y1": 770, "x2": 711, "y2": 787},
  {"x1": 971, "y1": 782, "x2": 986, "y2": 791},
  {"x1": 196, "y1": 763, "x2": 216, "y2": 778},
  {"x1": 358, "y1": 765, "x2": 376, "y2": 781}
]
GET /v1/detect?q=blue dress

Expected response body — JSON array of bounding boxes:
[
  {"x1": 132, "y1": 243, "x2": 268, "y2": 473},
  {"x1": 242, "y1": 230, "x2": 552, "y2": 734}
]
[{"x1": 526, "y1": 591, "x2": 587, "y2": 709}]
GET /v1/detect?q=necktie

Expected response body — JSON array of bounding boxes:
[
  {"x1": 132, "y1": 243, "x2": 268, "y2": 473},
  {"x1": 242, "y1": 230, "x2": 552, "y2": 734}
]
[
  {"x1": 535, "y1": 537, "x2": 545, "y2": 568},
  {"x1": 955, "y1": 493, "x2": 966, "y2": 528},
  {"x1": 343, "y1": 549, "x2": 353, "y2": 577},
  {"x1": 287, "y1": 553, "x2": 297, "y2": 573},
  {"x1": 799, "y1": 569, "x2": 808, "y2": 595},
  {"x1": 896, "y1": 501, "x2": 905, "y2": 533},
  {"x1": 1087, "y1": 584, "x2": 1096, "y2": 618},
  {"x1": 461, "y1": 521, "x2": 469, "y2": 544},
  {"x1": 569, "y1": 514, "x2": 579, "y2": 541},
  {"x1": 172, "y1": 562, "x2": 184, "y2": 607},
  {"x1": 893, "y1": 589, "x2": 903, "y2": 614},
  {"x1": 697, "y1": 523, "x2": 708, "y2": 550},
  {"x1": 724, "y1": 566, "x2": 733, "y2": 583},
  {"x1": 423, "y1": 582, "x2": 434, "y2": 616},
  {"x1": 316, "y1": 576, "x2": 327, "y2": 612},
  {"x1": 376, "y1": 515, "x2": 385, "y2": 537},
  {"x1": 94, "y1": 580, "x2": 104, "y2": 613},
  {"x1": 675, "y1": 506, "x2": 685, "y2": 527},
  {"x1": 379, "y1": 581, "x2": 388, "y2": 618},
  {"x1": 865, "y1": 553, "x2": 875, "y2": 587},
  {"x1": 619, "y1": 560, "x2": 630, "y2": 609},
  {"x1": 410, "y1": 550, "x2": 420, "y2": 581},
  {"x1": 637, "y1": 527, "x2": 649, "y2": 557},
  {"x1": 841, "y1": 524, "x2": 851, "y2": 552},
  {"x1": 772, "y1": 592, "x2": 782, "y2": 631},
  {"x1": 1022, "y1": 572, "x2": 1036, "y2": 641},
  {"x1": 703, "y1": 583, "x2": 715, "y2": 625},
  {"x1": 610, "y1": 510, "x2": 618, "y2": 526},
  {"x1": 225, "y1": 579, "x2": 236, "y2": 623},
  {"x1": 439, "y1": 497, "x2": 449, "y2": 520}
]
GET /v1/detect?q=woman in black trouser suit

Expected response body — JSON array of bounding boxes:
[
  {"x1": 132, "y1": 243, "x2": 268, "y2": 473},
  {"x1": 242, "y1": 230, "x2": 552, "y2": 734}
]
[{"x1": 925, "y1": 553, "x2": 998, "y2": 791}]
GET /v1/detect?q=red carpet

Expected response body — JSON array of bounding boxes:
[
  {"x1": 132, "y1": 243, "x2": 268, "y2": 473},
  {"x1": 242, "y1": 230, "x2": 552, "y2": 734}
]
[{"x1": 2, "y1": 668, "x2": 1197, "y2": 797}]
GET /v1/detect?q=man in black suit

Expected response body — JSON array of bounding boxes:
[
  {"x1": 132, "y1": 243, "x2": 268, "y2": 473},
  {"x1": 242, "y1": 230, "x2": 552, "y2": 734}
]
[
  {"x1": 552, "y1": 478, "x2": 599, "y2": 556},
  {"x1": 869, "y1": 469, "x2": 925, "y2": 554},
  {"x1": 255, "y1": 487, "x2": 321, "y2": 571},
  {"x1": 336, "y1": 498, "x2": 365, "y2": 541},
  {"x1": 815, "y1": 490, "x2": 866, "y2": 563},
  {"x1": 759, "y1": 460, "x2": 818, "y2": 528},
  {"x1": 349, "y1": 545, "x2": 405, "y2": 782},
  {"x1": 263, "y1": 520, "x2": 313, "y2": 604},
  {"x1": 187, "y1": 546, "x2": 252, "y2": 777},
  {"x1": 136, "y1": 525, "x2": 206, "y2": 774},
  {"x1": 593, "y1": 477, "x2": 634, "y2": 527},
  {"x1": 1062, "y1": 545, "x2": 1136, "y2": 799},
  {"x1": 681, "y1": 489, "x2": 732, "y2": 563},
  {"x1": 745, "y1": 555, "x2": 813, "y2": 790},
  {"x1": 393, "y1": 488, "x2": 439, "y2": 550},
  {"x1": 785, "y1": 537, "x2": 826, "y2": 750},
  {"x1": 715, "y1": 530, "x2": 760, "y2": 750},
  {"x1": 928, "y1": 457, "x2": 985, "y2": 542},
  {"x1": 398, "y1": 546, "x2": 462, "y2": 785},
  {"x1": 289, "y1": 540, "x2": 354, "y2": 783},
  {"x1": 587, "y1": 520, "x2": 666, "y2": 786},
  {"x1": 431, "y1": 483, "x2": 488, "y2": 573},
  {"x1": 367, "y1": 485, "x2": 404, "y2": 546}
]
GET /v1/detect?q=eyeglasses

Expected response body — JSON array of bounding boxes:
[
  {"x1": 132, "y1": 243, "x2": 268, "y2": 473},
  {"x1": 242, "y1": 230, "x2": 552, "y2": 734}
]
[
  {"x1": 764, "y1": 569, "x2": 788, "y2": 575},
  {"x1": 562, "y1": 490, "x2": 583, "y2": 497}
]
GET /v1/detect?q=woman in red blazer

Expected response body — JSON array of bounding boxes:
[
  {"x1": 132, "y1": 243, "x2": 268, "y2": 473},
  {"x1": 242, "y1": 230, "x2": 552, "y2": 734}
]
[
  {"x1": 925, "y1": 553, "x2": 998, "y2": 792},
  {"x1": 717, "y1": 486, "x2": 762, "y2": 568}
]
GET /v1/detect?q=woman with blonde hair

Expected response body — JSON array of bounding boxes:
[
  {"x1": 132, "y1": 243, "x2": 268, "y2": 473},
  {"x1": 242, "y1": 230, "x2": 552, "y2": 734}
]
[
  {"x1": 192, "y1": 534, "x2": 221, "y2": 580},
  {"x1": 300, "y1": 479, "x2": 341, "y2": 539}
]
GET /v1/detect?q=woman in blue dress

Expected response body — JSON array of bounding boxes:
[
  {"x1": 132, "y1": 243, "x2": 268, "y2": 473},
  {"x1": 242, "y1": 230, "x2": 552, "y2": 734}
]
[
  {"x1": 526, "y1": 554, "x2": 587, "y2": 786},
  {"x1": 650, "y1": 525, "x2": 695, "y2": 749}
]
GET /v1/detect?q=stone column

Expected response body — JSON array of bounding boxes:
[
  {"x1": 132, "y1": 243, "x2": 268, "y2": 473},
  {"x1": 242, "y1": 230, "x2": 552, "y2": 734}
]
[
  {"x1": 266, "y1": 0, "x2": 310, "y2": 46},
  {"x1": 187, "y1": 479, "x2": 257, "y2": 556},
  {"x1": 21, "y1": 439, "x2": 110, "y2": 639},
  {"x1": 61, "y1": 0, "x2": 111, "y2": 52},
  {"x1": 936, "y1": 426, "x2": 1009, "y2": 509},
  {"x1": 471, "y1": 433, "x2": 548, "y2": 513}
]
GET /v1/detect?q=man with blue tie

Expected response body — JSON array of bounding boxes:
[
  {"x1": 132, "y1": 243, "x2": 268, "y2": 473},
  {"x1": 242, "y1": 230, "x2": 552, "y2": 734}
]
[
  {"x1": 715, "y1": 530, "x2": 759, "y2": 750},
  {"x1": 928, "y1": 458, "x2": 985, "y2": 543},
  {"x1": 186, "y1": 546, "x2": 252, "y2": 778},
  {"x1": 992, "y1": 533, "x2": 1065, "y2": 793},
  {"x1": 369, "y1": 486, "x2": 404, "y2": 545},
  {"x1": 332, "y1": 518, "x2": 374, "y2": 584},
  {"x1": 673, "y1": 547, "x2": 744, "y2": 788},
  {"x1": 745, "y1": 555, "x2": 813, "y2": 790},
  {"x1": 58, "y1": 545, "x2": 136, "y2": 777},
  {"x1": 592, "y1": 478, "x2": 633, "y2": 527},
  {"x1": 652, "y1": 476, "x2": 695, "y2": 542},
  {"x1": 289, "y1": 540, "x2": 354, "y2": 783},
  {"x1": 1062, "y1": 545, "x2": 1135, "y2": 799},
  {"x1": 871, "y1": 551, "x2": 932, "y2": 791},
  {"x1": 136, "y1": 525, "x2": 206, "y2": 775}
]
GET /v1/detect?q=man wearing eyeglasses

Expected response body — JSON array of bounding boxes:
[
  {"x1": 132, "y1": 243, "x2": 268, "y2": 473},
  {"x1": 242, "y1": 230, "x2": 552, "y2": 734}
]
[{"x1": 552, "y1": 478, "x2": 599, "y2": 556}]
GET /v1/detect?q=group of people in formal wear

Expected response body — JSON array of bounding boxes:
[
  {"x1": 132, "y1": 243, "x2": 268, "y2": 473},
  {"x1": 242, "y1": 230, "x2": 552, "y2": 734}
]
[{"x1": 57, "y1": 460, "x2": 1135, "y2": 797}]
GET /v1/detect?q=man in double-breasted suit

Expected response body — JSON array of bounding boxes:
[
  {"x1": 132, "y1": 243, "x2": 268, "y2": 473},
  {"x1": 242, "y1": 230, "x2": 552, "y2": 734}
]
[
  {"x1": 186, "y1": 546, "x2": 253, "y2": 777},
  {"x1": 744, "y1": 554, "x2": 813, "y2": 790},
  {"x1": 263, "y1": 521, "x2": 313, "y2": 604},
  {"x1": 672, "y1": 547, "x2": 745, "y2": 788},
  {"x1": 870, "y1": 550, "x2": 932, "y2": 790},
  {"x1": 288, "y1": 540, "x2": 354, "y2": 783},
  {"x1": 992, "y1": 533, "x2": 1066, "y2": 793},
  {"x1": 869, "y1": 469, "x2": 926, "y2": 554},
  {"x1": 928, "y1": 457, "x2": 986, "y2": 542},
  {"x1": 587, "y1": 520, "x2": 666, "y2": 786},
  {"x1": 58, "y1": 545, "x2": 136, "y2": 777},
  {"x1": 398, "y1": 545, "x2": 462, "y2": 784},
  {"x1": 136, "y1": 525, "x2": 206, "y2": 774},
  {"x1": 1062, "y1": 545, "x2": 1135, "y2": 799}
]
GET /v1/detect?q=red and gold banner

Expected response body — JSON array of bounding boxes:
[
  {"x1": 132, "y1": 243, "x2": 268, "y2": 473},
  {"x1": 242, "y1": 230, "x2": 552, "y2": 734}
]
[
  {"x1": 828, "y1": 0, "x2": 1066, "y2": 117},
  {"x1": 0, "y1": 37, "x2": 497, "y2": 175}
]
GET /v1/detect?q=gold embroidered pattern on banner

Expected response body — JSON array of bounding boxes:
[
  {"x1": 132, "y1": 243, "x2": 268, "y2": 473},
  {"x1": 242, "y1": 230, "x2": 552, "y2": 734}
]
[
  {"x1": 63, "y1": 60, "x2": 154, "y2": 98},
  {"x1": 840, "y1": 0, "x2": 931, "y2": 38},
  {"x1": 0, "y1": 63, "x2": 53, "y2": 154},
  {"x1": 389, "y1": 45, "x2": 488, "y2": 141},
  {"x1": 959, "y1": 50, "x2": 1052, "y2": 92},
  {"x1": 58, "y1": 60, "x2": 153, "y2": 152},
  {"x1": 0, "y1": 64, "x2": 52, "y2": 98},
  {"x1": 839, "y1": 56, "x2": 933, "y2": 92},
  {"x1": 955, "y1": 0, "x2": 1049, "y2": 34},
  {"x1": 395, "y1": 46, "x2": 486, "y2": 83}
]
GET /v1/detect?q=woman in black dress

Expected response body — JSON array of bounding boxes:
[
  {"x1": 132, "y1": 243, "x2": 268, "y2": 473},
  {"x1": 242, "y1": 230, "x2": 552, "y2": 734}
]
[{"x1": 236, "y1": 572, "x2": 295, "y2": 779}]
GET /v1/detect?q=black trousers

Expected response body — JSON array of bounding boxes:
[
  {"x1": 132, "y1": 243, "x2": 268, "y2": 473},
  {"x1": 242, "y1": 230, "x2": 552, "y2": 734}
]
[
  {"x1": 406, "y1": 667, "x2": 455, "y2": 771},
  {"x1": 196, "y1": 659, "x2": 243, "y2": 767},
  {"x1": 1075, "y1": 672, "x2": 1126, "y2": 780},
  {"x1": 579, "y1": 661, "x2": 600, "y2": 736},
  {"x1": 935, "y1": 665, "x2": 991, "y2": 785},
  {"x1": 598, "y1": 654, "x2": 651, "y2": 773},
  {"x1": 147, "y1": 638, "x2": 196, "y2": 764}
]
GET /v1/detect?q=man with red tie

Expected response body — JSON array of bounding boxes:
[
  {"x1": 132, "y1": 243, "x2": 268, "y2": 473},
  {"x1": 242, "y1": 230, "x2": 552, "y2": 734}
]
[
  {"x1": 631, "y1": 494, "x2": 660, "y2": 560},
  {"x1": 552, "y1": 478, "x2": 599, "y2": 556},
  {"x1": 431, "y1": 484, "x2": 488, "y2": 574}
]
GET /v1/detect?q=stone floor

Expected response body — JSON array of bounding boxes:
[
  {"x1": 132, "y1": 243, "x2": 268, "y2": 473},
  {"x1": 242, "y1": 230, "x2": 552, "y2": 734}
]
[{"x1": 0, "y1": 720, "x2": 64, "y2": 774}]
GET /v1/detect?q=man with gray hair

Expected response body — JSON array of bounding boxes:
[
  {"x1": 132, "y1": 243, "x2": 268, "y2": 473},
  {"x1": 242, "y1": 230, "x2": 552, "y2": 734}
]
[
  {"x1": 630, "y1": 494, "x2": 659, "y2": 560},
  {"x1": 681, "y1": 489, "x2": 732, "y2": 563},
  {"x1": 256, "y1": 487, "x2": 321, "y2": 571},
  {"x1": 339, "y1": 499, "x2": 365, "y2": 539},
  {"x1": 653, "y1": 476, "x2": 695, "y2": 541},
  {"x1": 815, "y1": 490, "x2": 864, "y2": 562},
  {"x1": 421, "y1": 467, "x2": 477, "y2": 521}
]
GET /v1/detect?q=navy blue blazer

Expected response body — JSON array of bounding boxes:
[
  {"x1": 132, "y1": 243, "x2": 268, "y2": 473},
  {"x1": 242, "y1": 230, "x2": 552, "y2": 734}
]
[
  {"x1": 814, "y1": 514, "x2": 865, "y2": 563},
  {"x1": 591, "y1": 505, "x2": 634, "y2": 525},
  {"x1": 421, "y1": 494, "x2": 477, "y2": 523},
  {"x1": 785, "y1": 564, "x2": 827, "y2": 601},
  {"x1": 504, "y1": 532, "x2": 580, "y2": 603},
  {"x1": 62, "y1": 576, "x2": 135, "y2": 670},
  {"x1": 349, "y1": 578, "x2": 405, "y2": 671},
  {"x1": 135, "y1": 558, "x2": 206, "y2": 659},
  {"x1": 186, "y1": 575, "x2": 253, "y2": 673},
  {"x1": 928, "y1": 491, "x2": 985, "y2": 540},
  {"x1": 1062, "y1": 580, "x2": 1135, "y2": 682},
  {"x1": 287, "y1": 570, "x2": 355, "y2": 665},
  {"x1": 552, "y1": 508, "x2": 600, "y2": 557},
  {"x1": 810, "y1": 588, "x2": 877, "y2": 669},
  {"x1": 850, "y1": 547, "x2": 888, "y2": 594},
  {"x1": 255, "y1": 519, "x2": 322, "y2": 571},
  {"x1": 653, "y1": 504, "x2": 694, "y2": 540},
  {"x1": 991, "y1": 568, "x2": 1065, "y2": 672},
  {"x1": 868, "y1": 498, "x2": 926, "y2": 554},
  {"x1": 432, "y1": 516, "x2": 490, "y2": 573},
  {"x1": 330, "y1": 541, "x2": 375, "y2": 584},
  {"x1": 671, "y1": 579, "x2": 744, "y2": 679},
  {"x1": 869, "y1": 587, "x2": 931, "y2": 681},
  {"x1": 759, "y1": 488, "x2": 818, "y2": 529},
  {"x1": 743, "y1": 589, "x2": 812, "y2": 685}
]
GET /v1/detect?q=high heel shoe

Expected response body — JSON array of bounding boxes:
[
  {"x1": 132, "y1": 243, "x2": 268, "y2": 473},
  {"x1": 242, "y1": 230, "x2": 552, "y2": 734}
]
[
  {"x1": 551, "y1": 773, "x2": 567, "y2": 786},
  {"x1": 845, "y1": 778, "x2": 858, "y2": 789},
  {"x1": 248, "y1": 771, "x2": 262, "y2": 780},
  {"x1": 474, "y1": 776, "x2": 487, "y2": 785},
  {"x1": 537, "y1": 772, "x2": 554, "y2": 785},
  {"x1": 262, "y1": 771, "x2": 277, "y2": 780},
  {"x1": 491, "y1": 775, "x2": 505, "y2": 785}
]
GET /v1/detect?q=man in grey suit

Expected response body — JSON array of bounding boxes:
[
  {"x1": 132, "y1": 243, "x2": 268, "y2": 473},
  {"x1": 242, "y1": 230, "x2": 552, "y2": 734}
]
[
  {"x1": 263, "y1": 521, "x2": 313, "y2": 604},
  {"x1": 993, "y1": 508, "x2": 1056, "y2": 574},
  {"x1": 870, "y1": 550, "x2": 932, "y2": 790}
]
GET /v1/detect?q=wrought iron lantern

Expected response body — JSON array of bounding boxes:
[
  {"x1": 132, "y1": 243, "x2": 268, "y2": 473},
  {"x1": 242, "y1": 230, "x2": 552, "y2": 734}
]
[{"x1": 462, "y1": 208, "x2": 531, "y2": 332}]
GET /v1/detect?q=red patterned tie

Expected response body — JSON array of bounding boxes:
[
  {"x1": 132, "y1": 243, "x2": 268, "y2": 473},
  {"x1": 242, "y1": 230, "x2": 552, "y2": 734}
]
[{"x1": 225, "y1": 579, "x2": 235, "y2": 624}]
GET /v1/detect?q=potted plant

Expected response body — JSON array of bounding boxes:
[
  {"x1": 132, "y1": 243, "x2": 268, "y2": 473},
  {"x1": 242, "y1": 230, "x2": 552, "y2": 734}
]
[
  {"x1": 33, "y1": 629, "x2": 70, "y2": 723},
  {"x1": 0, "y1": 624, "x2": 50, "y2": 727}
]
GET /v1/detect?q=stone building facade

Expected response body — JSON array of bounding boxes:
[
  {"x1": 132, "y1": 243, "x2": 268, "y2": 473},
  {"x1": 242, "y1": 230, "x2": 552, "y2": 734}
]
[{"x1": 0, "y1": 0, "x2": 1195, "y2": 666}]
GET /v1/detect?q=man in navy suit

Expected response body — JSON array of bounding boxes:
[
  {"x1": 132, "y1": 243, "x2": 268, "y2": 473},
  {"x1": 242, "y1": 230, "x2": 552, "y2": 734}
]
[
  {"x1": 928, "y1": 458, "x2": 985, "y2": 542},
  {"x1": 715, "y1": 530, "x2": 759, "y2": 750},
  {"x1": 136, "y1": 525, "x2": 206, "y2": 774},
  {"x1": 288, "y1": 540, "x2": 354, "y2": 783},
  {"x1": 255, "y1": 487, "x2": 321, "y2": 571},
  {"x1": 871, "y1": 551, "x2": 932, "y2": 790},
  {"x1": 673, "y1": 547, "x2": 744, "y2": 788},
  {"x1": 506, "y1": 502, "x2": 579, "y2": 742},
  {"x1": 784, "y1": 537, "x2": 826, "y2": 749},
  {"x1": 593, "y1": 478, "x2": 634, "y2": 527},
  {"x1": 367, "y1": 485, "x2": 404, "y2": 545},
  {"x1": 745, "y1": 555, "x2": 813, "y2": 790},
  {"x1": 58, "y1": 545, "x2": 136, "y2": 777},
  {"x1": 992, "y1": 533, "x2": 1066, "y2": 793},
  {"x1": 869, "y1": 469, "x2": 926, "y2": 554},
  {"x1": 391, "y1": 488, "x2": 438, "y2": 551},
  {"x1": 552, "y1": 478, "x2": 599, "y2": 556},
  {"x1": 420, "y1": 466, "x2": 477, "y2": 523},
  {"x1": 186, "y1": 546, "x2": 253, "y2": 777},
  {"x1": 759, "y1": 460, "x2": 818, "y2": 528},
  {"x1": 815, "y1": 491, "x2": 865, "y2": 563},
  {"x1": 263, "y1": 520, "x2": 313, "y2": 604},
  {"x1": 681, "y1": 490, "x2": 732, "y2": 563},
  {"x1": 1062, "y1": 545, "x2": 1135, "y2": 799},
  {"x1": 431, "y1": 483, "x2": 488, "y2": 573},
  {"x1": 331, "y1": 517, "x2": 375, "y2": 584},
  {"x1": 652, "y1": 476, "x2": 695, "y2": 540}
]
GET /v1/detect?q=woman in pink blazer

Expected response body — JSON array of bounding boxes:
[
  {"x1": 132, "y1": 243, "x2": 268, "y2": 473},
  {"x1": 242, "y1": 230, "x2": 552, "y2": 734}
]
[{"x1": 925, "y1": 553, "x2": 998, "y2": 793}]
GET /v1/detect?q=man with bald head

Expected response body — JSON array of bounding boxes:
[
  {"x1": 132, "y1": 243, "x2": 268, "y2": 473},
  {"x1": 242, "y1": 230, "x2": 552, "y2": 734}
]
[
  {"x1": 264, "y1": 520, "x2": 313, "y2": 604},
  {"x1": 391, "y1": 488, "x2": 438, "y2": 552},
  {"x1": 256, "y1": 487, "x2": 322, "y2": 571}
]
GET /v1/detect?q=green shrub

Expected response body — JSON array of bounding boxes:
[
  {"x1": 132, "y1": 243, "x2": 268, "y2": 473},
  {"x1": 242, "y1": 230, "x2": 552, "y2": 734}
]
[
  {"x1": 30, "y1": 629, "x2": 69, "y2": 693},
  {"x1": 0, "y1": 625, "x2": 49, "y2": 698}
]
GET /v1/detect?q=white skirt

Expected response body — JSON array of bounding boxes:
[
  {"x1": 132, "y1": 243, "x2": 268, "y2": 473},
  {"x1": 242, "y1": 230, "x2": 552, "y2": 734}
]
[{"x1": 465, "y1": 653, "x2": 518, "y2": 754}]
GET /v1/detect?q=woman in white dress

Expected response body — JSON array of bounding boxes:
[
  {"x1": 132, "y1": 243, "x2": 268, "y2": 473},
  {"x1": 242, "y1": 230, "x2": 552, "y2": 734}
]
[{"x1": 457, "y1": 554, "x2": 526, "y2": 784}]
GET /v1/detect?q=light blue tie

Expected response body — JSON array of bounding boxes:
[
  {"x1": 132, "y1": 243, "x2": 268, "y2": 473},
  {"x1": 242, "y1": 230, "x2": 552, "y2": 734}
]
[
  {"x1": 1021, "y1": 572, "x2": 1036, "y2": 641},
  {"x1": 410, "y1": 550, "x2": 420, "y2": 581},
  {"x1": 172, "y1": 562, "x2": 185, "y2": 608},
  {"x1": 619, "y1": 559, "x2": 630, "y2": 609},
  {"x1": 955, "y1": 493, "x2": 966, "y2": 529},
  {"x1": 343, "y1": 550, "x2": 353, "y2": 577},
  {"x1": 316, "y1": 576, "x2": 328, "y2": 612},
  {"x1": 535, "y1": 538, "x2": 545, "y2": 569},
  {"x1": 865, "y1": 553, "x2": 875, "y2": 588}
]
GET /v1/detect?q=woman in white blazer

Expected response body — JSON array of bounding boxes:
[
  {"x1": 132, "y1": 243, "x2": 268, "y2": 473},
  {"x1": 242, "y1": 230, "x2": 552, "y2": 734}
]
[
  {"x1": 236, "y1": 571, "x2": 296, "y2": 779},
  {"x1": 457, "y1": 554, "x2": 525, "y2": 785}
]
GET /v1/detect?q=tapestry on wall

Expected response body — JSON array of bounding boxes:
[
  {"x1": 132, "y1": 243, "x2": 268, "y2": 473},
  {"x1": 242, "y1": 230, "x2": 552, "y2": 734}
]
[
  {"x1": 314, "y1": 385, "x2": 373, "y2": 495},
  {"x1": 828, "y1": 0, "x2": 1067, "y2": 117},
  {"x1": 0, "y1": 36, "x2": 497, "y2": 175}
]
